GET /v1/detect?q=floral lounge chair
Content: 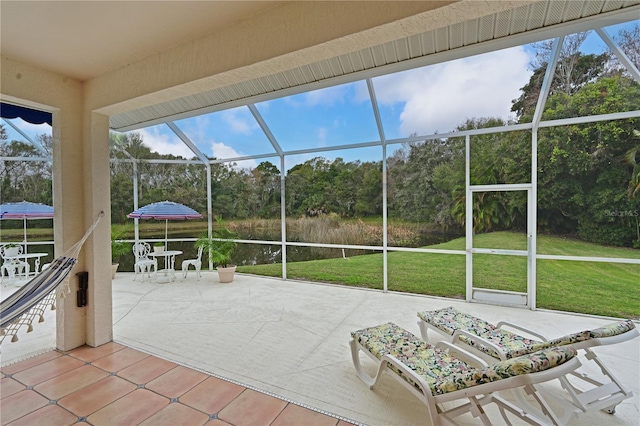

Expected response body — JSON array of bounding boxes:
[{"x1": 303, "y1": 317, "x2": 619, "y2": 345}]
[
  {"x1": 350, "y1": 322, "x2": 580, "y2": 426},
  {"x1": 417, "y1": 306, "x2": 638, "y2": 420}
]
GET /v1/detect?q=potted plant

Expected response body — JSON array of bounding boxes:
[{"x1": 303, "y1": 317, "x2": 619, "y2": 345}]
[
  {"x1": 195, "y1": 216, "x2": 239, "y2": 283},
  {"x1": 153, "y1": 241, "x2": 165, "y2": 253},
  {"x1": 111, "y1": 224, "x2": 131, "y2": 279}
]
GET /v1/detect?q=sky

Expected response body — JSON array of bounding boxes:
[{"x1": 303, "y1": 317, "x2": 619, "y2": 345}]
[{"x1": 2, "y1": 21, "x2": 637, "y2": 172}]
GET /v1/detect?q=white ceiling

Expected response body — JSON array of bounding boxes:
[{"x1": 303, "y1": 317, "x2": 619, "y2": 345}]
[{"x1": 0, "y1": 1, "x2": 283, "y2": 81}]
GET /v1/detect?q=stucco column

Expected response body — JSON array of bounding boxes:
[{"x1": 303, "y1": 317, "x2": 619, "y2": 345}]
[
  {"x1": 52, "y1": 95, "x2": 112, "y2": 350},
  {"x1": 83, "y1": 112, "x2": 113, "y2": 347},
  {"x1": 52, "y1": 104, "x2": 87, "y2": 351}
]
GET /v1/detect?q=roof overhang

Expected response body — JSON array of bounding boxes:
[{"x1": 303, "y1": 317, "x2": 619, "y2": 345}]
[{"x1": 110, "y1": 0, "x2": 640, "y2": 132}]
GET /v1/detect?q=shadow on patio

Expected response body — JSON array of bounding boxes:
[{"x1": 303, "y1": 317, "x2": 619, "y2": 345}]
[{"x1": 2, "y1": 272, "x2": 639, "y2": 425}]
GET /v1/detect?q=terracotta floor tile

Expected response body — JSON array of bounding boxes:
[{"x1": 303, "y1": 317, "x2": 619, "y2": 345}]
[
  {"x1": 1, "y1": 351, "x2": 62, "y2": 375},
  {"x1": 91, "y1": 347, "x2": 150, "y2": 373},
  {"x1": 57, "y1": 375, "x2": 136, "y2": 417},
  {"x1": 68, "y1": 342, "x2": 125, "y2": 362},
  {"x1": 217, "y1": 389, "x2": 287, "y2": 426},
  {"x1": 272, "y1": 404, "x2": 339, "y2": 426},
  {"x1": 6, "y1": 403, "x2": 78, "y2": 426},
  {"x1": 180, "y1": 376, "x2": 244, "y2": 414},
  {"x1": 206, "y1": 419, "x2": 232, "y2": 425},
  {"x1": 138, "y1": 401, "x2": 210, "y2": 426},
  {"x1": 1, "y1": 346, "x2": 353, "y2": 426},
  {"x1": 337, "y1": 421, "x2": 354, "y2": 426},
  {"x1": 1, "y1": 377, "x2": 25, "y2": 399},
  {"x1": 86, "y1": 388, "x2": 168, "y2": 425},
  {"x1": 0, "y1": 390, "x2": 49, "y2": 425},
  {"x1": 145, "y1": 365, "x2": 208, "y2": 399},
  {"x1": 11, "y1": 356, "x2": 84, "y2": 387},
  {"x1": 34, "y1": 364, "x2": 109, "y2": 400},
  {"x1": 117, "y1": 355, "x2": 177, "y2": 384}
]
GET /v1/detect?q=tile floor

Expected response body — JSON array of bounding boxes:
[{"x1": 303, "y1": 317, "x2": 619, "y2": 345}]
[{"x1": 1, "y1": 341, "x2": 355, "y2": 426}]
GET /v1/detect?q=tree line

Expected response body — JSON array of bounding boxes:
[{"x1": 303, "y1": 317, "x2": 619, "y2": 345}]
[{"x1": 2, "y1": 28, "x2": 639, "y2": 247}]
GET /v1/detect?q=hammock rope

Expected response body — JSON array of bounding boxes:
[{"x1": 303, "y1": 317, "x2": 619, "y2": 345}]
[{"x1": 1, "y1": 212, "x2": 104, "y2": 344}]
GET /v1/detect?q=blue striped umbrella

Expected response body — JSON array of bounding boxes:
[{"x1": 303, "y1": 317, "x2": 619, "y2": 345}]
[
  {"x1": 0, "y1": 201, "x2": 54, "y2": 254},
  {"x1": 127, "y1": 201, "x2": 202, "y2": 247}
]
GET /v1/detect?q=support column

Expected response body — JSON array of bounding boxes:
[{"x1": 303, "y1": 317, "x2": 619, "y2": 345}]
[
  {"x1": 53, "y1": 104, "x2": 112, "y2": 350},
  {"x1": 84, "y1": 112, "x2": 112, "y2": 346}
]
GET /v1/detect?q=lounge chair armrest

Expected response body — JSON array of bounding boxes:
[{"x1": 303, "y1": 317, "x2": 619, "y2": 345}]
[
  {"x1": 436, "y1": 341, "x2": 488, "y2": 368},
  {"x1": 452, "y1": 329, "x2": 510, "y2": 360},
  {"x1": 496, "y1": 321, "x2": 548, "y2": 341},
  {"x1": 381, "y1": 353, "x2": 434, "y2": 398}
]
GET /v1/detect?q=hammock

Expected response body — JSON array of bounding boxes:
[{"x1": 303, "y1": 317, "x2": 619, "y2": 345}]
[{"x1": 1, "y1": 212, "x2": 104, "y2": 344}]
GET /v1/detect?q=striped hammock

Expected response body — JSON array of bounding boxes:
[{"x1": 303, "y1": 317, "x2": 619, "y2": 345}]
[{"x1": 1, "y1": 212, "x2": 104, "y2": 344}]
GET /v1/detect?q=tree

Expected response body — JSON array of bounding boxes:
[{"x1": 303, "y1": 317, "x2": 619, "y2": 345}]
[
  {"x1": 612, "y1": 22, "x2": 640, "y2": 72},
  {"x1": 0, "y1": 127, "x2": 53, "y2": 206},
  {"x1": 622, "y1": 129, "x2": 640, "y2": 246},
  {"x1": 512, "y1": 51, "x2": 609, "y2": 120},
  {"x1": 537, "y1": 76, "x2": 640, "y2": 246}
]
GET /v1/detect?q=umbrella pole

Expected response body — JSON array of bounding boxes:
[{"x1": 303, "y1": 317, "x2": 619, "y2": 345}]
[
  {"x1": 165, "y1": 219, "x2": 168, "y2": 250},
  {"x1": 23, "y1": 216, "x2": 28, "y2": 254}
]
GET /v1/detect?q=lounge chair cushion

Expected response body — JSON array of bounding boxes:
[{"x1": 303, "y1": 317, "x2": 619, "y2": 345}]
[
  {"x1": 418, "y1": 306, "x2": 592, "y2": 358},
  {"x1": 351, "y1": 322, "x2": 576, "y2": 396},
  {"x1": 351, "y1": 322, "x2": 472, "y2": 392},
  {"x1": 589, "y1": 320, "x2": 636, "y2": 338},
  {"x1": 418, "y1": 306, "x2": 634, "y2": 359},
  {"x1": 438, "y1": 345, "x2": 576, "y2": 395}
]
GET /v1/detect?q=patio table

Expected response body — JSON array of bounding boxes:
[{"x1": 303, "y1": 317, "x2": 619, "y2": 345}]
[
  {"x1": 3, "y1": 252, "x2": 48, "y2": 278},
  {"x1": 148, "y1": 250, "x2": 182, "y2": 282}
]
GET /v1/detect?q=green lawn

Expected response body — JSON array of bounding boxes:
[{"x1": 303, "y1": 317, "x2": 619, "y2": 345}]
[{"x1": 238, "y1": 232, "x2": 640, "y2": 319}]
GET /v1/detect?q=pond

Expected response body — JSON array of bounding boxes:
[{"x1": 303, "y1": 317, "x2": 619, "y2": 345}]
[
  {"x1": 2, "y1": 220, "x2": 461, "y2": 273},
  {"x1": 115, "y1": 225, "x2": 460, "y2": 272}
]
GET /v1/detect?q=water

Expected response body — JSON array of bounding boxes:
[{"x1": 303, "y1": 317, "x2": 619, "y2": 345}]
[{"x1": 116, "y1": 226, "x2": 460, "y2": 271}]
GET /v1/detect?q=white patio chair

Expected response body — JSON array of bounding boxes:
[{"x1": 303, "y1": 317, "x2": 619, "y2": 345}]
[
  {"x1": 132, "y1": 242, "x2": 157, "y2": 281},
  {"x1": 182, "y1": 246, "x2": 203, "y2": 280},
  {"x1": 1, "y1": 244, "x2": 30, "y2": 280}
]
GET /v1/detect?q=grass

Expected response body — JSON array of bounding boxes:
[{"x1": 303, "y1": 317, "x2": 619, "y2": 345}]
[
  {"x1": 6, "y1": 223, "x2": 639, "y2": 318},
  {"x1": 237, "y1": 231, "x2": 640, "y2": 319}
]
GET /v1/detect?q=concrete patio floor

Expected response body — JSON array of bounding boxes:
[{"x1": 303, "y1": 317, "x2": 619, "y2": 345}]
[{"x1": 2, "y1": 271, "x2": 639, "y2": 425}]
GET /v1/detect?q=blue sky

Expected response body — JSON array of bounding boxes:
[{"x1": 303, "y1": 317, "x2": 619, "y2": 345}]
[{"x1": 3, "y1": 21, "x2": 637, "y2": 172}]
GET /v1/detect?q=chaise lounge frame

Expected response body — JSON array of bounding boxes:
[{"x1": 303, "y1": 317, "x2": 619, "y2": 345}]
[
  {"x1": 350, "y1": 322, "x2": 581, "y2": 426},
  {"x1": 417, "y1": 306, "x2": 639, "y2": 423}
]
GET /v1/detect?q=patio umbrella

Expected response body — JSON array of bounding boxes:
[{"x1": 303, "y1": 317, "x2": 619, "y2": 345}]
[
  {"x1": 127, "y1": 200, "x2": 203, "y2": 248},
  {"x1": 0, "y1": 201, "x2": 54, "y2": 254}
]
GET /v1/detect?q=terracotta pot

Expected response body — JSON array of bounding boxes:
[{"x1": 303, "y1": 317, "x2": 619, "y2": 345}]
[{"x1": 217, "y1": 265, "x2": 236, "y2": 283}]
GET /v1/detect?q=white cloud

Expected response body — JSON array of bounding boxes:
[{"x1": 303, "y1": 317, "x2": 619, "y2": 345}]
[
  {"x1": 373, "y1": 47, "x2": 532, "y2": 135},
  {"x1": 221, "y1": 109, "x2": 255, "y2": 135},
  {"x1": 138, "y1": 127, "x2": 195, "y2": 158},
  {"x1": 210, "y1": 142, "x2": 257, "y2": 169},
  {"x1": 316, "y1": 127, "x2": 327, "y2": 146},
  {"x1": 305, "y1": 85, "x2": 349, "y2": 106},
  {"x1": 3, "y1": 119, "x2": 51, "y2": 145}
]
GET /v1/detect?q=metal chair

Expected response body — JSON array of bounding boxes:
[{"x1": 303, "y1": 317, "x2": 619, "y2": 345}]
[
  {"x1": 182, "y1": 246, "x2": 203, "y2": 280},
  {"x1": 132, "y1": 242, "x2": 157, "y2": 281},
  {"x1": 0, "y1": 244, "x2": 30, "y2": 280}
]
